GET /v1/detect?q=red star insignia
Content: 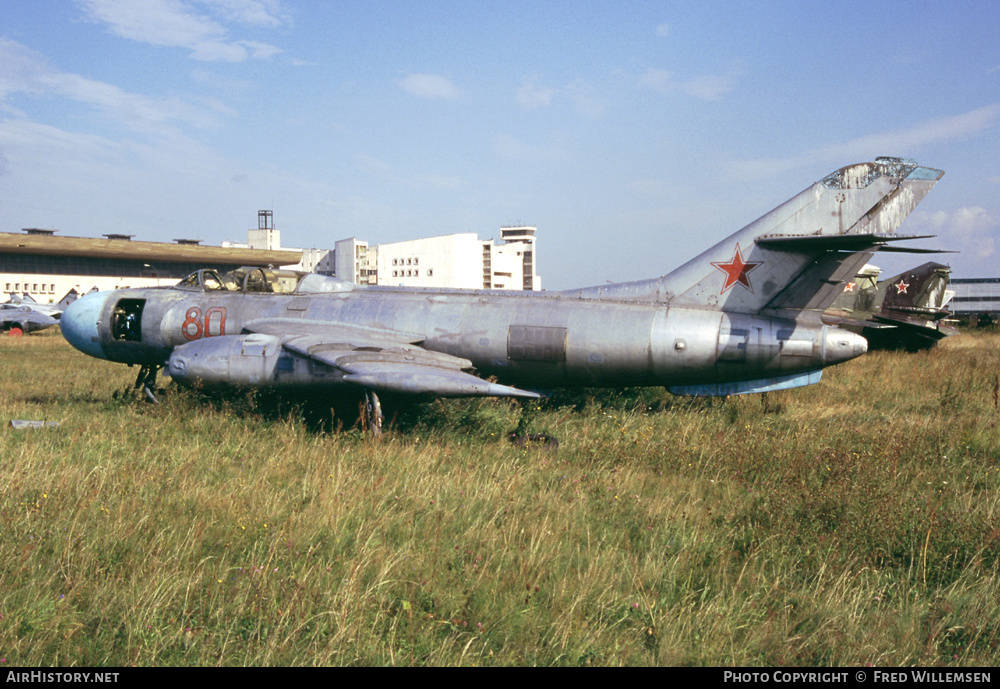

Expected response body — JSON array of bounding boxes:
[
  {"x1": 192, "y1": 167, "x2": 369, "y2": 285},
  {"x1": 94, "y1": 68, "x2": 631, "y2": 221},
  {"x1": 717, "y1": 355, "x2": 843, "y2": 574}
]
[
  {"x1": 895, "y1": 281, "x2": 909, "y2": 294},
  {"x1": 844, "y1": 282, "x2": 856, "y2": 292},
  {"x1": 711, "y1": 244, "x2": 762, "y2": 294}
]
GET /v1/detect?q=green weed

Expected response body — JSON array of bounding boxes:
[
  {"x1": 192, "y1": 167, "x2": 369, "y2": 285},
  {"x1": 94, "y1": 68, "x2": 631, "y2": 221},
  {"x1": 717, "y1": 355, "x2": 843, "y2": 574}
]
[{"x1": 0, "y1": 328, "x2": 998, "y2": 665}]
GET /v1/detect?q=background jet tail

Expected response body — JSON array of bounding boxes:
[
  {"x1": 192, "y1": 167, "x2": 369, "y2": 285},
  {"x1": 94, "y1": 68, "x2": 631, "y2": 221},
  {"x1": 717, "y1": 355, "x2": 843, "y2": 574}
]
[
  {"x1": 822, "y1": 261, "x2": 958, "y2": 350},
  {"x1": 878, "y1": 262, "x2": 953, "y2": 318},
  {"x1": 567, "y1": 158, "x2": 944, "y2": 319},
  {"x1": 56, "y1": 289, "x2": 80, "y2": 311}
]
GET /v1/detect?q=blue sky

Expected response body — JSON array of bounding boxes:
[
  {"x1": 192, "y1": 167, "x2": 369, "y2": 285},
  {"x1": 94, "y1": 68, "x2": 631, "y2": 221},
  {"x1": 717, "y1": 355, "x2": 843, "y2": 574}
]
[{"x1": 1, "y1": 0, "x2": 998, "y2": 289}]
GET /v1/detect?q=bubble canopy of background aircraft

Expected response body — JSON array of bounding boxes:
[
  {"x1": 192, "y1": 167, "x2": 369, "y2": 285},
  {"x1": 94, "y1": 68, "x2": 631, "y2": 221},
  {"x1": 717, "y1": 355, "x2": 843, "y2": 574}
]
[{"x1": 62, "y1": 158, "x2": 944, "y2": 431}]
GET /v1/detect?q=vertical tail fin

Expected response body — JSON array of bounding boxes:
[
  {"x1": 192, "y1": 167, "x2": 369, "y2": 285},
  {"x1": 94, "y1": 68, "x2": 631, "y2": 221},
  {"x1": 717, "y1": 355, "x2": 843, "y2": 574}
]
[
  {"x1": 56, "y1": 289, "x2": 80, "y2": 311},
  {"x1": 567, "y1": 158, "x2": 945, "y2": 316},
  {"x1": 878, "y1": 262, "x2": 953, "y2": 317}
]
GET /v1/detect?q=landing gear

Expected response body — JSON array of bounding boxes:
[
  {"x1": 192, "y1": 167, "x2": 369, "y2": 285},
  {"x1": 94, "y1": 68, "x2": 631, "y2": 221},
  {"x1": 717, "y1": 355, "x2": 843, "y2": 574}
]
[
  {"x1": 361, "y1": 389, "x2": 383, "y2": 436},
  {"x1": 134, "y1": 365, "x2": 161, "y2": 404}
]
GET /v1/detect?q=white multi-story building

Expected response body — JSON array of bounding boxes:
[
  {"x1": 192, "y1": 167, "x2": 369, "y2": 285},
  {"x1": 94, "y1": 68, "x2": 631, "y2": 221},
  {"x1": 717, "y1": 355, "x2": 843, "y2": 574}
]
[
  {"x1": 363, "y1": 226, "x2": 540, "y2": 290},
  {"x1": 334, "y1": 238, "x2": 376, "y2": 284},
  {"x1": 231, "y1": 213, "x2": 540, "y2": 290},
  {"x1": 493, "y1": 226, "x2": 540, "y2": 291},
  {"x1": 377, "y1": 233, "x2": 483, "y2": 288}
]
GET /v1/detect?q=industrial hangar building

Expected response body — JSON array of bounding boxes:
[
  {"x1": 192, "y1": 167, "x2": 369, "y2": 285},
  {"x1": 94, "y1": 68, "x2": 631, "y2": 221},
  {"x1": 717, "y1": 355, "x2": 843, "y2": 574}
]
[
  {"x1": 948, "y1": 277, "x2": 1000, "y2": 317},
  {"x1": 1, "y1": 228, "x2": 301, "y2": 303}
]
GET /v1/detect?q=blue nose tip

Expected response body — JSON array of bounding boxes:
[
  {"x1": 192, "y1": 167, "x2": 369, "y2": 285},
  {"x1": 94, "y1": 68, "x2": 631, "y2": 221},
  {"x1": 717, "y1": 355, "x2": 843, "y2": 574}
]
[{"x1": 61, "y1": 291, "x2": 110, "y2": 359}]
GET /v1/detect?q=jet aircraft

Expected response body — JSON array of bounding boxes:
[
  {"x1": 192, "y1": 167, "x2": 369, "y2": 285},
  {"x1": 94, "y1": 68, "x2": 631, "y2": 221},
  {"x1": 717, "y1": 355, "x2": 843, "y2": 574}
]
[
  {"x1": 5, "y1": 289, "x2": 80, "y2": 320},
  {"x1": 2, "y1": 289, "x2": 80, "y2": 335},
  {"x1": 824, "y1": 262, "x2": 957, "y2": 350},
  {"x1": 1, "y1": 303, "x2": 59, "y2": 335},
  {"x1": 62, "y1": 158, "x2": 944, "y2": 432}
]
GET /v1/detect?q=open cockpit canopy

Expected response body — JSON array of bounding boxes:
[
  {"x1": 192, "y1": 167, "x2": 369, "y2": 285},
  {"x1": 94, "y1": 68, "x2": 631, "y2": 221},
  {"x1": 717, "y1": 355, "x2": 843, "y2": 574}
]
[{"x1": 176, "y1": 267, "x2": 354, "y2": 294}]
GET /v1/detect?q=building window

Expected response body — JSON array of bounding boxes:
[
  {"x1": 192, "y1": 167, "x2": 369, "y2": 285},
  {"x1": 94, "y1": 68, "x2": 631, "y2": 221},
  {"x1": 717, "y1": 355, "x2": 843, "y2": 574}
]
[
  {"x1": 427, "y1": 269, "x2": 433, "y2": 277},
  {"x1": 414, "y1": 258, "x2": 419, "y2": 265}
]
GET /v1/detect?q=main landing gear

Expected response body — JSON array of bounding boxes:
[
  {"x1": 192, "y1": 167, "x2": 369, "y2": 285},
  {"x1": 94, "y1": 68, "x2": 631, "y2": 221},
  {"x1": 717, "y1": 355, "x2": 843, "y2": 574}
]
[
  {"x1": 134, "y1": 365, "x2": 161, "y2": 404},
  {"x1": 360, "y1": 389, "x2": 384, "y2": 436}
]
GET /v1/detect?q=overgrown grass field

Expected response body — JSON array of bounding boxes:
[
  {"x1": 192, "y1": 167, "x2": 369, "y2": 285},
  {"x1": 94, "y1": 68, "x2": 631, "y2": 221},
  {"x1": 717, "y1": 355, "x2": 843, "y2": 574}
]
[{"x1": 2, "y1": 329, "x2": 998, "y2": 666}]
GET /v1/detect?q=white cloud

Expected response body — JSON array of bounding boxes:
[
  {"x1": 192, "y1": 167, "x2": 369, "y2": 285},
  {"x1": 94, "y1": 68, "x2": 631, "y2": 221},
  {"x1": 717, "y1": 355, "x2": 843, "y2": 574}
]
[
  {"x1": 915, "y1": 207, "x2": 998, "y2": 261},
  {"x1": 413, "y1": 174, "x2": 466, "y2": 191},
  {"x1": 0, "y1": 39, "x2": 228, "y2": 133},
  {"x1": 240, "y1": 40, "x2": 283, "y2": 60},
  {"x1": 515, "y1": 77, "x2": 606, "y2": 116},
  {"x1": 638, "y1": 68, "x2": 733, "y2": 101},
  {"x1": 77, "y1": 0, "x2": 284, "y2": 62},
  {"x1": 493, "y1": 134, "x2": 563, "y2": 161},
  {"x1": 0, "y1": 38, "x2": 47, "y2": 99},
  {"x1": 355, "y1": 154, "x2": 393, "y2": 173},
  {"x1": 203, "y1": 0, "x2": 288, "y2": 28},
  {"x1": 725, "y1": 105, "x2": 1000, "y2": 181},
  {"x1": 815, "y1": 105, "x2": 1000, "y2": 162},
  {"x1": 564, "y1": 79, "x2": 606, "y2": 117},
  {"x1": 682, "y1": 74, "x2": 732, "y2": 101},
  {"x1": 398, "y1": 73, "x2": 461, "y2": 100},
  {"x1": 655, "y1": 23, "x2": 671, "y2": 38},
  {"x1": 516, "y1": 78, "x2": 556, "y2": 109}
]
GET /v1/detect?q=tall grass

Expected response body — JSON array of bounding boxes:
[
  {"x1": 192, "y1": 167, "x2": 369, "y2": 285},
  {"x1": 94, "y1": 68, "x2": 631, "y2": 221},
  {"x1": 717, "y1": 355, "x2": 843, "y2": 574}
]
[{"x1": 1, "y1": 329, "x2": 998, "y2": 665}]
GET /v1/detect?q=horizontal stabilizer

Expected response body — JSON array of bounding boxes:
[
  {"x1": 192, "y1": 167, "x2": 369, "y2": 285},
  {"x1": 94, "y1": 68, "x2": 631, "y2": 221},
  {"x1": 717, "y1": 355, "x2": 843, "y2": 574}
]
[
  {"x1": 871, "y1": 314, "x2": 957, "y2": 334},
  {"x1": 822, "y1": 314, "x2": 894, "y2": 331},
  {"x1": 870, "y1": 246, "x2": 956, "y2": 254},
  {"x1": 881, "y1": 305, "x2": 952, "y2": 320},
  {"x1": 668, "y1": 370, "x2": 823, "y2": 397},
  {"x1": 756, "y1": 233, "x2": 937, "y2": 252}
]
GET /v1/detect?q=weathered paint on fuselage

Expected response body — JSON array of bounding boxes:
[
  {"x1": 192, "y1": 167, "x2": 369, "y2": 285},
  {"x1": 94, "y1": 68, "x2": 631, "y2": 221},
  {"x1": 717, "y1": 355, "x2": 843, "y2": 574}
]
[{"x1": 88, "y1": 283, "x2": 857, "y2": 390}]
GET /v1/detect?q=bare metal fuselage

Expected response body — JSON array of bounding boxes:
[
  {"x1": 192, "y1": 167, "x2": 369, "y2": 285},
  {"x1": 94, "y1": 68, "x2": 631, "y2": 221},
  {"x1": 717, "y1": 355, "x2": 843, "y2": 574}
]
[{"x1": 85, "y1": 283, "x2": 862, "y2": 393}]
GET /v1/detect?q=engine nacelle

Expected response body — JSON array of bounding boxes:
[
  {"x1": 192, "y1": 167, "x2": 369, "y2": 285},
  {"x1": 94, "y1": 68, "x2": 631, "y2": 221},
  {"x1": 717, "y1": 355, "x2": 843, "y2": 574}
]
[{"x1": 167, "y1": 334, "x2": 342, "y2": 388}]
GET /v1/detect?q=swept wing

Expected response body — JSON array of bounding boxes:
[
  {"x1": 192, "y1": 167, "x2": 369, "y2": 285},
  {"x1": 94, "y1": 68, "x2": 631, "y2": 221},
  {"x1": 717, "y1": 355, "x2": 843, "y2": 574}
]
[{"x1": 166, "y1": 317, "x2": 541, "y2": 399}]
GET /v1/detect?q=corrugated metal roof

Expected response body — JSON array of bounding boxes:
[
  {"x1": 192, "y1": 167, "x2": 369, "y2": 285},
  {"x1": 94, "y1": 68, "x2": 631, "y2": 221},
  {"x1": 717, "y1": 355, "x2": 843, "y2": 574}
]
[{"x1": 0, "y1": 232, "x2": 301, "y2": 266}]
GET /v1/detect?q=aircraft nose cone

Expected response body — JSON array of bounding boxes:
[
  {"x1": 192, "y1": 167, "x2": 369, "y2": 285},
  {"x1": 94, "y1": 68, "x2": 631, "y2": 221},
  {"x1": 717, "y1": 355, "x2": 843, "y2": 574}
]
[{"x1": 61, "y1": 291, "x2": 110, "y2": 359}]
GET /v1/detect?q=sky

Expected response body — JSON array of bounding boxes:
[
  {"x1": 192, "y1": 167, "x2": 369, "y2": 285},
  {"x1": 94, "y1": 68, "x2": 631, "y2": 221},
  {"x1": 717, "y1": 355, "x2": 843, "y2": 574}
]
[{"x1": 1, "y1": 0, "x2": 998, "y2": 290}]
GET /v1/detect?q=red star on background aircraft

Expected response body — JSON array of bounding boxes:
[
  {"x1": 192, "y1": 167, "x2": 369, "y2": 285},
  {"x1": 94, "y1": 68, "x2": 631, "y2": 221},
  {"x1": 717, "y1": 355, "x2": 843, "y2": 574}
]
[
  {"x1": 895, "y1": 280, "x2": 910, "y2": 294},
  {"x1": 711, "y1": 244, "x2": 762, "y2": 294}
]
